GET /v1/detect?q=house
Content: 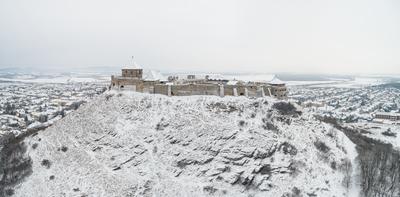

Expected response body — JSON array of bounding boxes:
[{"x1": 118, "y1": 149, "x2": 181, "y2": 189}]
[{"x1": 373, "y1": 112, "x2": 400, "y2": 122}]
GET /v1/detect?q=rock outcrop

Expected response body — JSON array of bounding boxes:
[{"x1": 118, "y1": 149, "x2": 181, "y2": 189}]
[{"x1": 6, "y1": 91, "x2": 359, "y2": 196}]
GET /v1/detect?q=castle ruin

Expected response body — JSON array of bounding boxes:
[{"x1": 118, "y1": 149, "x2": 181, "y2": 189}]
[{"x1": 111, "y1": 63, "x2": 288, "y2": 99}]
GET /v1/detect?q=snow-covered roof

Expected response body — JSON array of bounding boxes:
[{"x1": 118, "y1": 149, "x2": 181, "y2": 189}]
[
  {"x1": 166, "y1": 73, "x2": 285, "y2": 84},
  {"x1": 143, "y1": 70, "x2": 167, "y2": 81},
  {"x1": 268, "y1": 75, "x2": 285, "y2": 85},
  {"x1": 223, "y1": 74, "x2": 276, "y2": 83},
  {"x1": 123, "y1": 61, "x2": 142, "y2": 69},
  {"x1": 172, "y1": 74, "x2": 226, "y2": 81},
  {"x1": 227, "y1": 80, "x2": 239, "y2": 85},
  {"x1": 374, "y1": 112, "x2": 400, "y2": 117},
  {"x1": 206, "y1": 74, "x2": 226, "y2": 81}
]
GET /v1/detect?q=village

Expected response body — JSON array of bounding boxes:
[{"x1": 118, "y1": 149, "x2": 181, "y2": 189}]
[
  {"x1": 111, "y1": 62, "x2": 288, "y2": 99},
  {"x1": 0, "y1": 81, "x2": 107, "y2": 135}
]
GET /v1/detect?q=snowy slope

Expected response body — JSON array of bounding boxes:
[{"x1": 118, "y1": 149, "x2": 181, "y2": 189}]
[{"x1": 11, "y1": 91, "x2": 360, "y2": 196}]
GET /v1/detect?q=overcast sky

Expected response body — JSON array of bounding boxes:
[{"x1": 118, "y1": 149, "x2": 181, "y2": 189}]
[{"x1": 0, "y1": 0, "x2": 399, "y2": 74}]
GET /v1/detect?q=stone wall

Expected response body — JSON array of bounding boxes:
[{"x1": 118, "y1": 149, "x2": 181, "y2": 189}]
[
  {"x1": 246, "y1": 85, "x2": 258, "y2": 97},
  {"x1": 112, "y1": 78, "x2": 143, "y2": 91},
  {"x1": 170, "y1": 84, "x2": 219, "y2": 96},
  {"x1": 154, "y1": 84, "x2": 169, "y2": 95},
  {"x1": 270, "y1": 85, "x2": 287, "y2": 99},
  {"x1": 224, "y1": 85, "x2": 235, "y2": 96},
  {"x1": 143, "y1": 81, "x2": 157, "y2": 93},
  {"x1": 263, "y1": 86, "x2": 272, "y2": 97},
  {"x1": 121, "y1": 69, "x2": 142, "y2": 78},
  {"x1": 112, "y1": 78, "x2": 158, "y2": 93},
  {"x1": 111, "y1": 77, "x2": 287, "y2": 99}
]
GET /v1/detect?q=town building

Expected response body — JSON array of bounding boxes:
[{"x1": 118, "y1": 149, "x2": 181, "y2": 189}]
[{"x1": 373, "y1": 112, "x2": 400, "y2": 122}]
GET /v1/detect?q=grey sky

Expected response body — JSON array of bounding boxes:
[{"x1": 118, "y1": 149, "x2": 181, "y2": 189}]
[{"x1": 0, "y1": 0, "x2": 399, "y2": 74}]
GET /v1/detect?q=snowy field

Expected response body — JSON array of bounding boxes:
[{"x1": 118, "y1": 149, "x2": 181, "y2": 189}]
[{"x1": 287, "y1": 76, "x2": 398, "y2": 88}]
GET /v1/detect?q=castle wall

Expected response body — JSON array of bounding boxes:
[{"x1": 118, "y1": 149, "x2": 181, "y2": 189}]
[
  {"x1": 154, "y1": 84, "x2": 169, "y2": 95},
  {"x1": 112, "y1": 78, "x2": 143, "y2": 90},
  {"x1": 236, "y1": 86, "x2": 246, "y2": 96},
  {"x1": 270, "y1": 85, "x2": 287, "y2": 99},
  {"x1": 224, "y1": 85, "x2": 235, "y2": 96},
  {"x1": 143, "y1": 81, "x2": 157, "y2": 93},
  {"x1": 170, "y1": 84, "x2": 219, "y2": 96},
  {"x1": 111, "y1": 78, "x2": 158, "y2": 93},
  {"x1": 246, "y1": 85, "x2": 258, "y2": 97},
  {"x1": 262, "y1": 86, "x2": 272, "y2": 96},
  {"x1": 111, "y1": 73, "x2": 288, "y2": 99}
]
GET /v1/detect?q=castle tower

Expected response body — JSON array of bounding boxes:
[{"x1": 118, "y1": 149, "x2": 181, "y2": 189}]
[{"x1": 121, "y1": 57, "x2": 143, "y2": 79}]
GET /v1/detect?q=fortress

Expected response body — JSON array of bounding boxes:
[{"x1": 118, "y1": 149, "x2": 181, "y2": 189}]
[{"x1": 111, "y1": 62, "x2": 288, "y2": 99}]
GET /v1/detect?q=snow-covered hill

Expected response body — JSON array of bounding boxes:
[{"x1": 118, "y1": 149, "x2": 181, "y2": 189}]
[{"x1": 3, "y1": 91, "x2": 360, "y2": 196}]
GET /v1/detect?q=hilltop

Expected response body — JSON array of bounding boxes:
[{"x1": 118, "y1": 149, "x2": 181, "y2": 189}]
[{"x1": 2, "y1": 91, "x2": 360, "y2": 196}]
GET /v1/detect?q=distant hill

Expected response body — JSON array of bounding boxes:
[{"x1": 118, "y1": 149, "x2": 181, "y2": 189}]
[{"x1": 378, "y1": 82, "x2": 400, "y2": 89}]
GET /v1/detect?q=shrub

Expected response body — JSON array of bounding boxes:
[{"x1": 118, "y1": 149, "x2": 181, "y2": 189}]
[
  {"x1": 258, "y1": 164, "x2": 272, "y2": 175},
  {"x1": 49, "y1": 175, "x2": 55, "y2": 180},
  {"x1": 382, "y1": 129, "x2": 396, "y2": 137},
  {"x1": 278, "y1": 142, "x2": 298, "y2": 156},
  {"x1": 238, "y1": 120, "x2": 245, "y2": 126},
  {"x1": 61, "y1": 146, "x2": 68, "y2": 152},
  {"x1": 252, "y1": 102, "x2": 260, "y2": 108},
  {"x1": 330, "y1": 161, "x2": 337, "y2": 170},
  {"x1": 31, "y1": 143, "x2": 38, "y2": 149},
  {"x1": 314, "y1": 140, "x2": 330, "y2": 153},
  {"x1": 156, "y1": 122, "x2": 169, "y2": 130},
  {"x1": 315, "y1": 115, "x2": 340, "y2": 127},
  {"x1": 105, "y1": 94, "x2": 113, "y2": 101},
  {"x1": 5, "y1": 188, "x2": 14, "y2": 196},
  {"x1": 70, "y1": 101, "x2": 84, "y2": 110},
  {"x1": 272, "y1": 102, "x2": 301, "y2": 116},
  {"x1": 203, "y1": 186, "x2": 217, "y2": 194},
  {"x1": 41, "y1": 159, "x2": 51, "y2": 169},
  {"x1": 262, "y1": 118, "x2": 278, "y2": 131},
  {"x1": 276, "y1": 116, "x2": 291, "y2": 125},
  {"x1": 291, "y1": 187, "x2": 301, "y2": 196},
  {"x1": 153, "y1": 146, "x2": 158, "y2": 153}
]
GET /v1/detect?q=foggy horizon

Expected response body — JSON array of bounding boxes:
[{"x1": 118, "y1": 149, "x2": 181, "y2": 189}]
[
  {"x1": 1, "y1": 0, "x2": 399, "y2": 75},
  {"x1": 1, "y1": 65, "x2": 399, "y2": 76}
]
